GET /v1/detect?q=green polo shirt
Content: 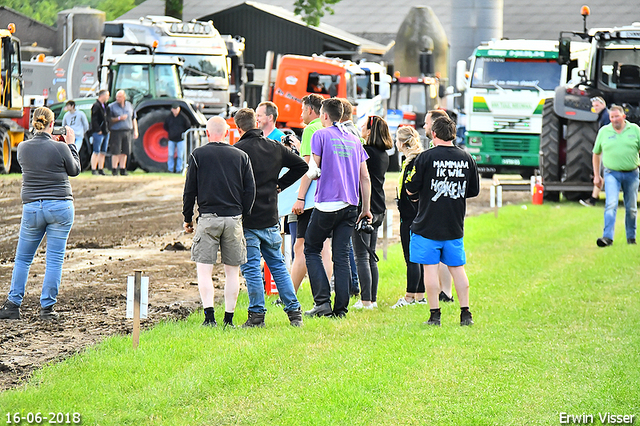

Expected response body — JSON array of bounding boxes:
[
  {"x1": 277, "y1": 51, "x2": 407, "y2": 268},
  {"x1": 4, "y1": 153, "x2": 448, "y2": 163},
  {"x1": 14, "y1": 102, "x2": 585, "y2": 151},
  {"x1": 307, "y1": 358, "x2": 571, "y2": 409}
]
[
  {"x1": 593, "y1": 121, "x2": 640, "y2": 171},
  {"x1": 300, "y1": 118, "x2": 323, "y2": 157}
]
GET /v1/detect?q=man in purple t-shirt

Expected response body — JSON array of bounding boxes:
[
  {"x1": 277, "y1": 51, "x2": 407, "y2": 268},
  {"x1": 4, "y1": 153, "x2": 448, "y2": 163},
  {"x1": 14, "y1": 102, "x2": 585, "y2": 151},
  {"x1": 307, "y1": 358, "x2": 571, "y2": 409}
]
[{"x1": 303, "y1": 98, "x2": 372, "y2": 318}]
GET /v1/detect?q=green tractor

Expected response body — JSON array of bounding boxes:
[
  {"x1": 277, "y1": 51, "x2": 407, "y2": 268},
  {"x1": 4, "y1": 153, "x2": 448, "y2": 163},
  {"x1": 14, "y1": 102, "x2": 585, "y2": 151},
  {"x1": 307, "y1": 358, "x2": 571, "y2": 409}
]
[{"x1": 52, "y1": 41, "x2": 206, "y2": 172}]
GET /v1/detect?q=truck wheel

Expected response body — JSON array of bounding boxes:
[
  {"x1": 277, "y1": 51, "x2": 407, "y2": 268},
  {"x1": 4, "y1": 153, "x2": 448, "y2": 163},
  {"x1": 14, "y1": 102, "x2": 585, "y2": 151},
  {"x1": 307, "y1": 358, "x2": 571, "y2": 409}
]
[
  {"x1": 133, "y1": 110, "x2": 170, "y2": 173},
  {"x1": 564, "y1": 120, "x2": 598, "y2": 201},
  {"x1": 540, "y1": 99, "x2": 561, "y2": 201},
  {"x1": 0, "y1": 129, "x2": 11, "y2": 174}
]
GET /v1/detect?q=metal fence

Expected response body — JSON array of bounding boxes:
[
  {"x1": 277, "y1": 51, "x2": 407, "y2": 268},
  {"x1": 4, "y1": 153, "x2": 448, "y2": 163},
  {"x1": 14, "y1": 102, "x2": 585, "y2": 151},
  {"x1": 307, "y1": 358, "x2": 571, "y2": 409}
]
[{"x1": 181, "y1": 128, "x2": 208, "y2": 173}]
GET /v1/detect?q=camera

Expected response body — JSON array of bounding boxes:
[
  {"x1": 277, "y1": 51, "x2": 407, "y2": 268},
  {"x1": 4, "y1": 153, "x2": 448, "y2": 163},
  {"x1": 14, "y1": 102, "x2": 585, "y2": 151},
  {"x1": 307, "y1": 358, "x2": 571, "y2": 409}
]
[
  {"x1": 52, "y1": 126, "x2": 67, "y2": 135},
  {"x1": 355, "y1": 218, "x2": 374, "y2": 234},
  {"x1": 280, "y1": 132, "x2": 299, "y2": 155}
]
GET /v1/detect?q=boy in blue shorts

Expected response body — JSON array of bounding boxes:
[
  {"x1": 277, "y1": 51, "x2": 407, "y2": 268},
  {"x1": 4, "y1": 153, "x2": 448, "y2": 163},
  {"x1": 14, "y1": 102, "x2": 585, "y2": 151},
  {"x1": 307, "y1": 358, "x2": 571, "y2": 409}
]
[{"x1": 405, "y1": 116, "x2": 479, "y2": 326}]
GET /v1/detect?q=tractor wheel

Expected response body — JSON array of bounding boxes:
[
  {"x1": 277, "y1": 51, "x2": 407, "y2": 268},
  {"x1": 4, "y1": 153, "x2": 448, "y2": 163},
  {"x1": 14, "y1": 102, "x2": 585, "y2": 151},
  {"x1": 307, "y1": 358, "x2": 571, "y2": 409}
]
[
  {"x1": 132, "y1": 110, "x2": 170, "y2": 173},
  {"x1": 0, "y1": 128, "x2": 11, "y2": 174},
  {"x1": 564, "y1": 120, "x2": 598, "y2": 201},
  {"x1": 79, "y1": 134, "x2": 92, "y2": 171},
  {"x1": 539, "y1": 99, "x2": 561, "y2": 201}
]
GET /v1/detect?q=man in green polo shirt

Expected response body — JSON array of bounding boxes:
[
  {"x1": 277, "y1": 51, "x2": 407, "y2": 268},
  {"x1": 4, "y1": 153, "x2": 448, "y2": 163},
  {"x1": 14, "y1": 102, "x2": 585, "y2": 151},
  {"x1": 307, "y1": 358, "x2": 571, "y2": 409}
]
[{"x1": 592, "y1": 105, "x2": 640, "y2": 247}]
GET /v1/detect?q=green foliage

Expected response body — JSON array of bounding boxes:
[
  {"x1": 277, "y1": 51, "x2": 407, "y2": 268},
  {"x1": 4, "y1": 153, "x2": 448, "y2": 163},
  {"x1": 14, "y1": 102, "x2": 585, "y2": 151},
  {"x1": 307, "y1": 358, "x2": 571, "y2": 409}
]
[
  {"x1": 3, "y1": 0, "x2": 136, "y2": 27},
  {"x1": 293, "y1": 0, "x2": 343, "y2": 27},
  {"x1": 0, "y1": 204, "x2": 638, "y2": 424},
  {"x1": 164, "y1": 0, "x2": 183, "y2": 20}
]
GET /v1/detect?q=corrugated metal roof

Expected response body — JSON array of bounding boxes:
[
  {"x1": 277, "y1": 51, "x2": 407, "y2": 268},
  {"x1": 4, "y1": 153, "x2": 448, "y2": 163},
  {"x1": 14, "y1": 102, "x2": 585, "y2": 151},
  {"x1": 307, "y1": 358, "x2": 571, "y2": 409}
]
[{"x1": 118, "y1": 0, "x2": 639, "y2": 41}]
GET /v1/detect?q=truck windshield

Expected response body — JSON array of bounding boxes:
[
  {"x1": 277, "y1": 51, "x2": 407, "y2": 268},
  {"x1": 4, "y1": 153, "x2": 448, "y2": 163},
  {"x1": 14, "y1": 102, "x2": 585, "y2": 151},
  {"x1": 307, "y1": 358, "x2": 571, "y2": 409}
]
[
  {"x1": 389, "y1": 84, "x2": 429, "y2": 112},
  {"x1": 181, "y1": 54, "x2": 227, "y2": 79},
  {"x1": 598, "y1": 42, "x2": 640, "y2": 89},
  {"x1": 355, "y1": 74, "x2": 371, "y2": 99},
  {"x1": 155, "y1": 64, "x2": 183, "y2": 98},
  {"x1": 471, "y1": 57, "x2": 561, "y2": 90}
]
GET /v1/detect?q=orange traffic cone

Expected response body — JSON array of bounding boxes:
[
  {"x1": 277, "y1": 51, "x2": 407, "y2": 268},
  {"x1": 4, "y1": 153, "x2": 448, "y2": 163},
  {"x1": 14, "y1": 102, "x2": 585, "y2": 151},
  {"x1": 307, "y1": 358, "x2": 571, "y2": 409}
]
[{"x1": 264, "y1": 261, "x2": 278, "y2": 295}]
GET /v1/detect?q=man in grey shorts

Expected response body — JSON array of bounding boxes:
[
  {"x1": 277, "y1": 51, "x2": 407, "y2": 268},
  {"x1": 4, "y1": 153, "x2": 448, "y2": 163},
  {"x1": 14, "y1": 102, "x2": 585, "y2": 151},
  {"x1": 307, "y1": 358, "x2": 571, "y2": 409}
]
[
  {"x1": 108, "y1": 90, "x2": 138, "y2": 176},
  {"x1": 183, "y1": 116, "x2": 256, "y2": 327}
]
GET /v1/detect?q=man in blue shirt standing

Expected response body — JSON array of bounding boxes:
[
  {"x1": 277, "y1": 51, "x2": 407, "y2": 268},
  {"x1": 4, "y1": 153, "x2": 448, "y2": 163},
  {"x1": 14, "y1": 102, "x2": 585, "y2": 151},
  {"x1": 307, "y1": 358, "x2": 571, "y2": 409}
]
[
  {"x1": 256, "y1": 101, "x2": 285, "y2": 143},
  {"x1": 108, "y1": 90, "x2": 138, "y2": 176}
]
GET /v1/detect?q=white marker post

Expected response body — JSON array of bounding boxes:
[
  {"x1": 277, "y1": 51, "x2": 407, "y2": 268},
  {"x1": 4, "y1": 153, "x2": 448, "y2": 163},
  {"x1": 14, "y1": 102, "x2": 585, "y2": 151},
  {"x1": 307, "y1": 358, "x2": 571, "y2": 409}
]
[{"x1": 127, "y1": 271, "x2": 149, "y2": 349}]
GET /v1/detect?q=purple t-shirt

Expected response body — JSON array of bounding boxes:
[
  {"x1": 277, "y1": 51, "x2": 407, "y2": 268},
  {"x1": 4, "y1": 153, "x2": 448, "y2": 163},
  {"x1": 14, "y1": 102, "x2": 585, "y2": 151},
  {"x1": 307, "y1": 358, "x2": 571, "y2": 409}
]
[{"x1": 311, "y1": 124, "x2": 368, "y2": 206}]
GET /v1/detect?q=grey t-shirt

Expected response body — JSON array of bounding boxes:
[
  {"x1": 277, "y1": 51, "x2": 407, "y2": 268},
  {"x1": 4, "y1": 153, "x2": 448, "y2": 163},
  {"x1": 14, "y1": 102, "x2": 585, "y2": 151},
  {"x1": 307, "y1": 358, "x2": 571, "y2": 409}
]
[
  {"x1": 17, "y1": 133, "x2": 81, "y2": 203},
  {"x1": 108, "y1": 101, "x2": 136, "y2": 131}
]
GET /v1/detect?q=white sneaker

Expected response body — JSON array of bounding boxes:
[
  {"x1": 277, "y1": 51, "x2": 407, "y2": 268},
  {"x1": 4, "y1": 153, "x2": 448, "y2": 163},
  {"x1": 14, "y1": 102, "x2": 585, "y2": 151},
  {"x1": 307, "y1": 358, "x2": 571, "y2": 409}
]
[
  {"x1": 416, "y1": 298, "x2": 429, "y2": 305},
  {"x1": 352, "y1": 300, "x2": 364, "y2": 309},
  {"x1": 391, "y1": 297, "x2": 415, "y2": 309},
  {"x1": 371, "y1": 302, "x2": 378, "y2": 308},
  {"x1": 363, "y1": 303, "x2": 374, "y2": 310}
]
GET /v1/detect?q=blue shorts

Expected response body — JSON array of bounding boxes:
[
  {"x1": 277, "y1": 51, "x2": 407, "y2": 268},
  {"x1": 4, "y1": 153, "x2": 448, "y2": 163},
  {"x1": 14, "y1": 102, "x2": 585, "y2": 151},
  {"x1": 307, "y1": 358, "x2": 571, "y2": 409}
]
[
  {"x1": 409, "y1": 233, "x2": 466, "y2": 266},
  {"x1": 92, "y1": 132, "x2": 109, "y2": 154}
]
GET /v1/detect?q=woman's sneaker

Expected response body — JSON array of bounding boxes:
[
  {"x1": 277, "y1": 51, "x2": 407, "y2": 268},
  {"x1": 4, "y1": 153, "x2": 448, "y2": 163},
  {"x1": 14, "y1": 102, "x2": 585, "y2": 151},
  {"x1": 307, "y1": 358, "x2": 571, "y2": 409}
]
[
  {"x1": 416, "y1": 298, "x2": 429, "y2": 305},
  {"x1": 460, "y1": 310, "x2": 474, "y2": 326},
  {"x1": 391, "y1": 297, "x2": 415, "y2": 309},
  {"x1": 439, "y1": 291, "x2": 454, "y2": 303},
  {"x1": 352, "y1": 300, "x2": 365, "y2": 309}
]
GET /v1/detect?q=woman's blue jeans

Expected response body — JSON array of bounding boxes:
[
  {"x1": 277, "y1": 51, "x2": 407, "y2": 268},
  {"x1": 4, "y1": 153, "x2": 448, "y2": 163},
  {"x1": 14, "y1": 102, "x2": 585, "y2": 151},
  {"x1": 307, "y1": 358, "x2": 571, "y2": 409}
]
[{"x1": 8, "y1": 200, "x2": 74, "y2": 308}]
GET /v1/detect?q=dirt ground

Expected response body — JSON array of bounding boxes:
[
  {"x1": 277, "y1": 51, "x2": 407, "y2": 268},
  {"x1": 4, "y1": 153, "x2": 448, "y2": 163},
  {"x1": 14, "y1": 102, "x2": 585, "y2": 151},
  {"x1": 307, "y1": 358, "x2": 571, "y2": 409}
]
[{"x1": 0, "y1": 173, "x2": 529, "y2": 391}]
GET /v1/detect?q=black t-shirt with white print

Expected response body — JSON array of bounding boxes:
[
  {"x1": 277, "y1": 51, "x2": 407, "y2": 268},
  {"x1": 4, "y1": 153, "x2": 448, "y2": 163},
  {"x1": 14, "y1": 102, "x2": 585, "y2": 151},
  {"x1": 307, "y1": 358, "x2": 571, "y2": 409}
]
[{"x1": 405, "y1": 145, "x2": 480, "y2": 241}]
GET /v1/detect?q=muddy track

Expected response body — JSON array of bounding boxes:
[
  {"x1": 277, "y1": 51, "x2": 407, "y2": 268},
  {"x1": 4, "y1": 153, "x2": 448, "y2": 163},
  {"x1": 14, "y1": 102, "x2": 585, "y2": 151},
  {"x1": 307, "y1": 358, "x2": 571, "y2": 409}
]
[{"x1": 0, "y1": 173, "x2": 529, "y2": 391}]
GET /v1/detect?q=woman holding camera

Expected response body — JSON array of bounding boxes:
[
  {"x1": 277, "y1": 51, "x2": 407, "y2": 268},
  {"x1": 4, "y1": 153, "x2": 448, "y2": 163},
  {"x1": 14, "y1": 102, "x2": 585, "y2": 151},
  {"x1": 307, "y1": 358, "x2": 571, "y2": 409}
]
[
  {"x1": 352, "y1": 115, "x2": 393, "y2": 309},
  {"x1": 0, "y1": 107, "x2": 80, "y2": 321}
]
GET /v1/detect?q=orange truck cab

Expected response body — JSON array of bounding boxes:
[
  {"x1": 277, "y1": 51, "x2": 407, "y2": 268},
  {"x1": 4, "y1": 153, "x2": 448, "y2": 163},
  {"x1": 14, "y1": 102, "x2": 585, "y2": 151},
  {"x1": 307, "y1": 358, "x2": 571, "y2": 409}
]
[{"x1": 272, "y1": 55, "x2": 363, "y2": 130}]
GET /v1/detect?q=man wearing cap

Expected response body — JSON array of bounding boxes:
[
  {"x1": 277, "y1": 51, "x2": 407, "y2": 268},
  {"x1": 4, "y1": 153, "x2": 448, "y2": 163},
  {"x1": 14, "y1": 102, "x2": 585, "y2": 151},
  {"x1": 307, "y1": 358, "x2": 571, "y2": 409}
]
[{"x1": 164, "y1": 104, "x2": 191, "y2": 173}]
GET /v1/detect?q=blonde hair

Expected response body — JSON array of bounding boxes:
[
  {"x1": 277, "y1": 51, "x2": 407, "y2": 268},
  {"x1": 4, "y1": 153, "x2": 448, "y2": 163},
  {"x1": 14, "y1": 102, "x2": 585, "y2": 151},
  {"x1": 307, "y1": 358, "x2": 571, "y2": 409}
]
[
  {"x1": 32, "y1": 107, "x2": 54, "y2": 131},
  {"x1": 396, "y1": 126, "x2": 422, "y2": 160}
]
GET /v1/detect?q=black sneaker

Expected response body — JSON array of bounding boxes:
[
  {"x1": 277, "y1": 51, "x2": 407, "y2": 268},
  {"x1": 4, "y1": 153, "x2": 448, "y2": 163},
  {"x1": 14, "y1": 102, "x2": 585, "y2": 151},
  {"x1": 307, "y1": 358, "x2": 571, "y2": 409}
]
[
  {"x1": 439, "y1": 291, "x2": 454, "y2": 303},
  {"x1": 92, "y1": 169, "x2": 99, "y2": 175},
  {"x1": 112, "y1": 168, "x2": 119, "y2": 176},
  {"x1": 98, "y1": 169, "x2": 106, "y2": 175},
  {"x1": 579, "y1": 197, "x2": 597, "y2": 207},
  {"x1": 424, "y1": 310, "x2": 441, "y2": 326},
  {"x1": 460, "y1": 310, "x2": 474, "y2": 326},
  {"x1": 40, "y1": 305, "x2": 59, "y2": 321},
  {"x1": 223, "y1": 320, "x2": 236, "y2": 329},
  {"x1": 597, "y1": 237, "x2": 613, "y2": 247},
  {"x1": 241, "y1": 311, "x2": 265, "y2": 328},
  {"x1": 0, "y1": 300, "x2": 20, "y2": 320},
  {"x1": 287, "y1": 308, "x2": 303, "y2": 327},
  {"x1": 304, "y1": 302, "x2": 333, "y2": 317},
  {"x1": 120, "y1": 169, "x2": 129, "y2": 176},
  {"x1": 202, "y1": 317, "x2": 217, "y2": 327},
  {"x1": 628, "y1": 238, "x2": 637, "y2": 245}
]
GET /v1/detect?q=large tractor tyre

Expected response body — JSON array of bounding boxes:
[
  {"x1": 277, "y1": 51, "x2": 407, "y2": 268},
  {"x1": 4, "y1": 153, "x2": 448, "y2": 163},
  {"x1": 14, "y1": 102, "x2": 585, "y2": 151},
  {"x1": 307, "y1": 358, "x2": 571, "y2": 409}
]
[
  {"x1": 132, "y1": 110, "x2": 170, "y2": 173},
  {"x1": 564, "y1": 120, "x2": 598, "y2": 201},
  {"x1": 79, "y1": 135, "x2": 92, "y2": 171},
  {"x1": 539, "y1": 99, "x2": 561, "y2": 201},
  {"x1": 0, "y1": 129, "x2": 11, "y2": 174}
]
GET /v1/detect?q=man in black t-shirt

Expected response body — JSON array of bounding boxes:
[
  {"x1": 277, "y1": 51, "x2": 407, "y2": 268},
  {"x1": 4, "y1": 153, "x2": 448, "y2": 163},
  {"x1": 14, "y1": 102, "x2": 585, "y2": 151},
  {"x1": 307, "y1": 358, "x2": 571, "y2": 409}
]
[{"x1": 405, "y1": 116, "x2": 479, "y2": 327}]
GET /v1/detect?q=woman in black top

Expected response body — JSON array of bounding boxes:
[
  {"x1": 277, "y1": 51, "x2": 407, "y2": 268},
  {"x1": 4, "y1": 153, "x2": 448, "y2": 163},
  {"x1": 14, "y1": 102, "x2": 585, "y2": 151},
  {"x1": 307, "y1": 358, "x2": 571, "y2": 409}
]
[
  {"x1": 0, "y1": 107, "x2": 80, "y2": 321},
  {"x1": 390, "y1": 126, "x2": 426, "y2": 309},
  {"x1": 352, "y1": 116, "x2": 392, "y2": 309}
]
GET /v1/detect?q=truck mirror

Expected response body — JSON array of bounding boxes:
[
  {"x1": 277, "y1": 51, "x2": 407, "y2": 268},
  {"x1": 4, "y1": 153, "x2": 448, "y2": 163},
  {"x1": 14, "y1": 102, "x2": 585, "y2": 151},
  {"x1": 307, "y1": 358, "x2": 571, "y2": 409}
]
[
  {"x1": 558, "y1": 38, "x2": 571, "y2": 65},
  {"x1": 419, "y1": 51, "x2": 434, "y2": 76},
  {"x1": 456, "y1": 60, "x2": 468, "y2": 93},
  {"x1": 245, "y1": 64, "x2": 255, "y2": 83}
]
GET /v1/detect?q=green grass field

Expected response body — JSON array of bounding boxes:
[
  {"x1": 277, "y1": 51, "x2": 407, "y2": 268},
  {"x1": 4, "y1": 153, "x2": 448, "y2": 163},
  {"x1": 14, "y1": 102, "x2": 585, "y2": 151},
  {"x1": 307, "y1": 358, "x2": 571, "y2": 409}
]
[{"x1": 1, "y1": 203, "x2": 638, "y2": 425}]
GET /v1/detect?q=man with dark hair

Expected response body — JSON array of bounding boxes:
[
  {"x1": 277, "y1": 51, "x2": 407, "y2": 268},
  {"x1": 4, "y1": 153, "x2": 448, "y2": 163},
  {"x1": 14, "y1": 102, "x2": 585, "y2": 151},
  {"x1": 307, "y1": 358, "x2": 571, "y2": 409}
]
[
  {"x1": 339, "y1": 98, "x2": 360, "y2": 138},
  {"x1": 406, "y1": 116, "x2": 480, "y2": 327},
  {"x1": 256, "y1": 101, "x2": 285, "y2": 142},
  {"x1": 233, "y1": 108, "x2": 309, "y2": 327},
  {"x1": 423, "y1": 109, "x2": 454, "y2": 303},
  {"x1": 183, "y1": 116, "x2": 256, "y2": 328},
  {"x1": 164, "y1": 104, "x2": 191, "y2": 173},
  {"x1": 62, "y1": 100, "x2": 89, "y2": 153},
  {"x1": 90, "y1": 90, "x2": 110, "y2": 175},
  {"x1": 291, "y1": 93, "x2": 331, "y2": 294},
  {"x1": 592, "y1": 105, "x2": 640, "y2": 247},
  {"x1": 304, "y1": 98, "x2": 372, "y2": 318}
]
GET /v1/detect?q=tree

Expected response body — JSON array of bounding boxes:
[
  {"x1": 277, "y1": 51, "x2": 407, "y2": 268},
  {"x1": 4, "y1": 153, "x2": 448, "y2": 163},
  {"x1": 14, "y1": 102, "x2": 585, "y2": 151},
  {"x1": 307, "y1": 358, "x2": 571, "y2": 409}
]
[
  {"x1": 293, "y1": 0, "x2": 342, "y2": 27},
  {"x1": 165, "y1": 0, "x2": 183, "y2": 20}
]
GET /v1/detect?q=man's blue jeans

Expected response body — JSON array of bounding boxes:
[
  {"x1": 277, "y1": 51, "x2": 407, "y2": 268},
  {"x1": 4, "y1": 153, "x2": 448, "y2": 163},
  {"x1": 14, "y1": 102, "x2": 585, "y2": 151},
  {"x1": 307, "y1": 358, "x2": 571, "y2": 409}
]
[
  {"x1": 240, "y1": 226, "x2": 300, "y2": 314},
  {"x1": 8, "y1": 200, "x2": 74, "y2": 308},
  {"x1": 603, "y1": 167, "x2": 639, "y2": 241},
  {"x1": 304, "y1": 205, "x2": 357, "y2": 316},
  {"x1": 167, "y1": 139, "x2": 185, "y2": 173}
]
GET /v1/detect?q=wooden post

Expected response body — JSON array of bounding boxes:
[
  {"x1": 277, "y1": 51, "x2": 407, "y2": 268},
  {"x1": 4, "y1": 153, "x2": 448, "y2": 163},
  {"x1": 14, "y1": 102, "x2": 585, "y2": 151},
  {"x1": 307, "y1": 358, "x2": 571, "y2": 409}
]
[{"x1": 132, "y1": 270, "x2": 142, "y2": 349}]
